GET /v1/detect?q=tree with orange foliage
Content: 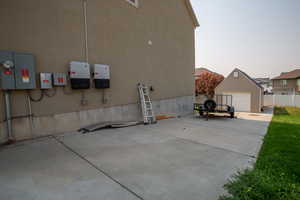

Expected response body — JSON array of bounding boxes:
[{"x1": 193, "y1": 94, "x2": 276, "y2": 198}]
[{"x1": 195, "y1": 72, "x2": 224, "y2": 97}]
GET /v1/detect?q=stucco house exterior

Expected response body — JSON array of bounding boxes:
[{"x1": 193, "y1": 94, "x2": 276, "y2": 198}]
[
  {"x1": 215, "y1": 68, "x2": 263, "y2": 113},
  {"x1": 0, "y1": 0, "x2": 199, "y2": 142},
  {"x1": 272, "y1": 69, "x2": 300, "y2": 95}
]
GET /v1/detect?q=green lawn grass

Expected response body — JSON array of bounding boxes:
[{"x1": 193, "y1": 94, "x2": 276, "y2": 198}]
[{"x1": 220, "y1": 107, "x2": 300, "y2": 200}]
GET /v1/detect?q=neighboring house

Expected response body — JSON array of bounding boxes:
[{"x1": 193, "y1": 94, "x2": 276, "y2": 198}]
[
  {"x1": 272, "y1": 69, "x2": 300, "y2": 95},
  {"x1": 195, "y1": 67, "x2": 212, "y2": 78},
  {"x1": 254, "y1": 78, "x2": 273, "y2": 94},
  {"x1": 0, "y1": 0, "x2": 199, "y2": 141},
  {"x1": 194, "y1": 67, "x2": 220, "y2": 79},
  {"x1": 215, "y1": 68, "x2": 263, "y2": 113}
]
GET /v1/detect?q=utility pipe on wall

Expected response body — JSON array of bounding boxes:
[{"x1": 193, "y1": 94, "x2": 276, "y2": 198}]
[
  {"x1": 81, "y1": 0, "x2": 89, "y2": 105},
  {"x1": 83, "y1": 0, "x2": 89, "y2": 64},
  {"x1": 26, "y1": 93, "x2": 34, "y2": 134},
  {"x1": 4, "y1": 91, "x2": 14, "y2": 142}
]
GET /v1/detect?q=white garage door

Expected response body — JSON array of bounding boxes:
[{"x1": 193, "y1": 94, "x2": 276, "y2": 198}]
[{"x1": 224, "y1": 93, "x2": 251, "y2": 112}]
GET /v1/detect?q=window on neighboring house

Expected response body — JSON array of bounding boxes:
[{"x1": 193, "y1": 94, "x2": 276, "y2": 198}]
[
  {"x1": 282, "y1": 80, "x2": 287, "y2": 86},
  {"x1": 233, "y1": 71, "x2": 239, "y2": 78},
  {"x1": 125, "y1": 0, "x2": 139, "y2": 8},
  {"x1": 297, "y1": 79, "x2": 300, "y2": 86}
]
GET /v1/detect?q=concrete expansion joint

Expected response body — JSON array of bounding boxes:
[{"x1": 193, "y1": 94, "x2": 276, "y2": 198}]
[{"x1": 52, "y1": 136, "x2": 145, "y2": 200}]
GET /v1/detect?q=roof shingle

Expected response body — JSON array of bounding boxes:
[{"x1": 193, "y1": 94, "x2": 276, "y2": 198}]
[
  {"x1": 194, "y1": 68, "x2": 213, "y2": 76},
  {"x1": 272, "y1": 69, "x2": 300, "y2": 80}
]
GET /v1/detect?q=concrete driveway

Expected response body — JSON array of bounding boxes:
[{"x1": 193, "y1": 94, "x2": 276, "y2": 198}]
[{"x1": 0, "y1": 111, "x2": 272, "y2": 200}]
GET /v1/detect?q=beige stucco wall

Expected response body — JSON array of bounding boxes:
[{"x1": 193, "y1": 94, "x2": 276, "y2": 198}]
[
  {"x1": 0, "y1": 0, "x2": 195, "y2": 124},
  {"x1": 215, "y1": 70, "x2": 262, "y2": 113}
]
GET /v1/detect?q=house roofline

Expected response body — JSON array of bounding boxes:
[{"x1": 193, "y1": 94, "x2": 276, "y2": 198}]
[
  {"x1": 216, "y1": 68, "x2": 263, "y2": 91},
  {"x1": 194, "y1": 67, "x2": 223, "y2": 77},
  {"x1": 271, "y1": 69, "x2": 300, "y2": 80},
  {"x1": 185, "y1": 0, "x2": 200, "y2": 27},
  {"x1": 233, "y1": 68, "x2": 263, "y2": 90},
  {"x1": 272, "y1": 76, "x2": 300, "y2": 80},
  {"x1": 231, "y1": 68, "x2": 263, "y2": 89}
]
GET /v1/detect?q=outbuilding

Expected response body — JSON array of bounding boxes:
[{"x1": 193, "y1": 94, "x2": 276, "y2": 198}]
[{"x1": 215, "y1": 68, "x2": 263, "y2": 113}]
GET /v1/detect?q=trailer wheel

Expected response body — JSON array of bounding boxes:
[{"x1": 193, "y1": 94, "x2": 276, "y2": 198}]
[{"x1": 230, "y1": 112, "x2": 234, "y2": 118}]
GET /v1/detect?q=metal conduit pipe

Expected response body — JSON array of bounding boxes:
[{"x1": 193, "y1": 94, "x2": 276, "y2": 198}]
[
  {"x1": 83, "y1": 0, "x2": 89, "y2": 64},
  {"x1": 81, "y1": 0, "x2": 89, "y2": 105},
  {"x1": 26, "y1": 93, "x2": 34, "y2": 134},
  {"x1": 4, "y1": 91, "x2": 14, "y2": 143}
]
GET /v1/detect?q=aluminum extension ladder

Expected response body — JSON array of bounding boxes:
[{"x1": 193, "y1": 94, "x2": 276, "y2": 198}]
[{"x1": 137, "y1": 83, "x2": 156, "y2": 124}]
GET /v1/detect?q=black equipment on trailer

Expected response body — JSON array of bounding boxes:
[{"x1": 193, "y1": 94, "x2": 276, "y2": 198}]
[{"x1": 194, "y1": 94, "x2": 235, "y2": 120}]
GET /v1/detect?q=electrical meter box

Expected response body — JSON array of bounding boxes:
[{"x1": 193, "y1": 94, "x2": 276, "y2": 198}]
[
  {"x1": 70, "y1": 61, "x2": 90, "y2": 89},
  {"x1": 0, "y1": 51, "x2": 15, "y2": 90},
  {"x1": 0, "y1": 51, "x2": 36, "y2": 90},
  {"x1": 40, "y1": 73, "x2": 53, "y2": 89},
  {"x1": 53, "y1": 72, "x2": 67, "y2": 86},
  {"x1": 94, "y1": 64, "x2": 110, "y2": 89}
]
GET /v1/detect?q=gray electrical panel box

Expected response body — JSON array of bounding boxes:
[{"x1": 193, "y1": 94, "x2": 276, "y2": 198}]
[
  {"x1": 0, "y1": 51, "x2": 15, "y2": 90},
  {"x1": 14, "y1": 53, "x2": 36, "y2": 90},
  {"x1": 0, "y1": 51, "x2": 36, "y2": 90},
  {"x1": 53, "y1": 72, "x2": 67, "y2": 86},
  {"x1": 40, "y1": 73, "x2": 52, "y2": 89}
]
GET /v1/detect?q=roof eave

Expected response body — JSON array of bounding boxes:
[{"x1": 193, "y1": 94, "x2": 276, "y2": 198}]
[
  {"x1": 185, "y1": 0, "x2": 200, "y2": 28},
  {"x1": 272, "y1": 77, "x2": 300, "y2": 80},
  {"x1": 234, "y1": 68, "x2": 263, "y2": 90}
]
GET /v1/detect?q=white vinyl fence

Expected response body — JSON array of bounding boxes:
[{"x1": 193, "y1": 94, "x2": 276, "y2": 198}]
[{"x1": 264, "y1": 94, "x2": 300, "y2": 107}]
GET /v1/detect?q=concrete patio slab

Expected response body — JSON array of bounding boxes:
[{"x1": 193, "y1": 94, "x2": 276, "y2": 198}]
[
  {"x1": 0, "y1": 110, "x2": 272, "y2": 200},
  {"x1": 59, "y1": 130, "x2": 254, "y2": 200},
  {"x1": 0, "y1": 138, "x2": 140, "y2": 200}
]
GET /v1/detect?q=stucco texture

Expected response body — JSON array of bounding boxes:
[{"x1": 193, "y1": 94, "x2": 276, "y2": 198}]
[{"x1": 0, "y1": 0, "x2": 196, "y2": 122}]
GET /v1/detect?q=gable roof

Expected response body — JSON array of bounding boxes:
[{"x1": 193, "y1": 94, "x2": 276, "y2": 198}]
[
  {"x1": 272, "y1": 69, "x2": 300, "y2": 80},
  {"x1": 184, "y1": 0, "x2": 200, "y2": 27},
  {"x1": 194, "y1": 67, "x2": 222, "y2": 77},
  {"x1": 194, "y1": 67, "x2": 212, "y2": 76},
  {"x1": 233, "y1": 68, "x2": 263, "y2": 89}
]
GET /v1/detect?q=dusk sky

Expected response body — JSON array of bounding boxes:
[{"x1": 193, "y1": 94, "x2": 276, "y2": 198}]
[{"x1": 190, "y1": 0, "x2": 300, "y2": 78}]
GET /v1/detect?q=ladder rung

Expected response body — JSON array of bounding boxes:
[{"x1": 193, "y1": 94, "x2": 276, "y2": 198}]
[{"x1": 138, "y1": 84, "x2": 156, "y2": 124}]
